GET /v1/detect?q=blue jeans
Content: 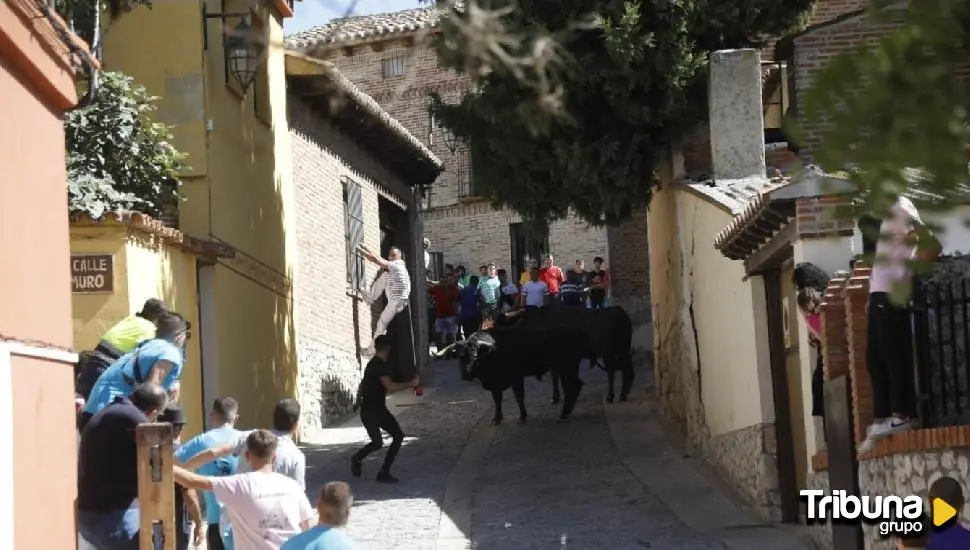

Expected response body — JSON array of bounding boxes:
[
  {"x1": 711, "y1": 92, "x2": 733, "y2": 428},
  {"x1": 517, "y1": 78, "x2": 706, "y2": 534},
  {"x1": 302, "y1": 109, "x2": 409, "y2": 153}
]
[{"x1": 77, "y1": 508, "x2": 139, "y2": 550}]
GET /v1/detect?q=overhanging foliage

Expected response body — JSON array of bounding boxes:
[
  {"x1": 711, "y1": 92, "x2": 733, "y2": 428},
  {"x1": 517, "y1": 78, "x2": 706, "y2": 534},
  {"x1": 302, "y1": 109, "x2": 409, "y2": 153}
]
[
  {"x1": 66, "y1": 71, "x2": 186, "y2": 219},
  {"x1": 431, "y1": 0, "x2": 816, "y2": 226}
]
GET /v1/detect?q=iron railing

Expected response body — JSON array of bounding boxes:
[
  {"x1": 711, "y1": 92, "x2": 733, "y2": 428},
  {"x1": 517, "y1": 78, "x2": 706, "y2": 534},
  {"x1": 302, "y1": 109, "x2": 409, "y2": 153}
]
[
  {"x1": 455, "y1": 148, "x2": 476, "y2": 198},
  {"x1": 913, "y1": 256, "x2": 970, "y2": 427}
]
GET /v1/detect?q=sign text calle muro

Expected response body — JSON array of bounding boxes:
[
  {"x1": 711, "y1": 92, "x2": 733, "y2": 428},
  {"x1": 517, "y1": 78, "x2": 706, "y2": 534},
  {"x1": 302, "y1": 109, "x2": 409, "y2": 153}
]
[{"x1": 71, "y1": 254, "x2": 114, "y2": 293}]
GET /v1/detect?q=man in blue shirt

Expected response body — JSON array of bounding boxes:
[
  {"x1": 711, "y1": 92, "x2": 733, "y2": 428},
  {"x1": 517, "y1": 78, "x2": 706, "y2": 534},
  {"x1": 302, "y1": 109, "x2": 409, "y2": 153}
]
[
  {"x1": 281, "y1": 482, "x2": 356, "y2": 549},
  {"x1": 927, "y1": 476, "x2": 970, "y2": 549},
  {"x1": 77, "y1": 382, "x2": 169, "y2": 550},
  {"x1": 173, "y1": 397, "x2": 242, "y2": 550},
  {"x1": 79, "y1": 312, "x2": 189, "y2": 432},
  {"x1": 459, "y1": 276, "x2": 481, "y2": 340}
]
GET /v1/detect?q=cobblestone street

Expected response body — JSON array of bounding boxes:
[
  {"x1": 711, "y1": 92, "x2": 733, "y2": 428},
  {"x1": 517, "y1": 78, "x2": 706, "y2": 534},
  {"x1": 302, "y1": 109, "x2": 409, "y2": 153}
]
[{"x1": 301, "y1": 361, "x2": 816, "y2": 550}]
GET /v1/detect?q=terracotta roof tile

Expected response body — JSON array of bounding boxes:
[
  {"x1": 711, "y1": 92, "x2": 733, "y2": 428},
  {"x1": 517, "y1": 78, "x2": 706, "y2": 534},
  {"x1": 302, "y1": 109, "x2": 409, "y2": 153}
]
[
  {"x1": 285, "y1": 5, "x2": 456, "y2": 49},
  {"x1": 71, "y1": 211, "x2": 235, "y2": 260}
]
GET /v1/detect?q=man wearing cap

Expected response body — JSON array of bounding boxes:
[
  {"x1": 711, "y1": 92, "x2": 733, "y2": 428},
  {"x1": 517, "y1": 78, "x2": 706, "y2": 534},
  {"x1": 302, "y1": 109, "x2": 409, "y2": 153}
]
[
  {"x1": 79, "y1": 312, "x2": 189, "y2": 432},
  {"x1": 857, "y1": 195, "x2": 941, "y2": 452},
  {"x1": 76, "y1": 298, "x2": 168, "y2": 400},
  {"x1": 158, "y1": 404, "x2": 205, "y2": 550}
]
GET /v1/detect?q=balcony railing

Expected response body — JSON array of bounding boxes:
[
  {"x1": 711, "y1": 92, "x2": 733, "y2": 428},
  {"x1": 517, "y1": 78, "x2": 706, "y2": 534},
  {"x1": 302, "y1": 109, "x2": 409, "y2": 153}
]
[
  {"x1": 913, "y1": 255, "x2": 970, "y2": 427},
  {"x1": 455, "y1": 148, "x2": 477, "y2": 198}
]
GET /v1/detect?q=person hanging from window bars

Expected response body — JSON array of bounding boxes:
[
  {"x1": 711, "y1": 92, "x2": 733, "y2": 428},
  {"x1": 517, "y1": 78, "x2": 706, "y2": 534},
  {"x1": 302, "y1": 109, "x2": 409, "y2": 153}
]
[{"x1": 357, "y1": 243, "x2": 412, "y2": 357}]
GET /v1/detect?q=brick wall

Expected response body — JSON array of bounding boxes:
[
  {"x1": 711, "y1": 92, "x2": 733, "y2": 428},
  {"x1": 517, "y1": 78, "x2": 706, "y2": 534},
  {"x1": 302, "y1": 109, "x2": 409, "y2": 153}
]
[
  {"x1": 321, "y1": 39, "x2": 638, "y2": 297},
  {"x1": 792, "y1": 9, "x2": 906, "y2": 160},
  {"x1": 288, "y1": 94, "x2": 413, "y2": 438},
  {"x1": 795, "y1": 195, "x2": 856, "y2": 238},
  {"x1": 844, "y1": 266, "x2": 872, "y2": 446}
]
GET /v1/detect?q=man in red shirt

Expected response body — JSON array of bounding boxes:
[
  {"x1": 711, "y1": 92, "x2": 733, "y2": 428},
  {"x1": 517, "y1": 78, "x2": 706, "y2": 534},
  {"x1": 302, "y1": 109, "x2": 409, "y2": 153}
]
[
  {"x1": 428, "y1": 273, "x2": 460, "y2": 350},
  {"x1": 539, "y1": 254, "x2": 565, "y2": 300}
]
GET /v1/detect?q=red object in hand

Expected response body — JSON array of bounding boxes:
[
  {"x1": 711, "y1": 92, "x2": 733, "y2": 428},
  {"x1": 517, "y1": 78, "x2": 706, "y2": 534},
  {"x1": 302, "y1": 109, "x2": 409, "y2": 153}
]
[{"x1": 413, "y1": 384, "x2": 424, "y2": 396}]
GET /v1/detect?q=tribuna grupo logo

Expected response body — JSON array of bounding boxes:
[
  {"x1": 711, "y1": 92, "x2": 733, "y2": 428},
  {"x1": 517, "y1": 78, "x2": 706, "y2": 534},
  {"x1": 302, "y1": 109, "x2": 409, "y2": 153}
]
[{"x1": 801, "y1": 490, "x2": 926, "y2": 536}]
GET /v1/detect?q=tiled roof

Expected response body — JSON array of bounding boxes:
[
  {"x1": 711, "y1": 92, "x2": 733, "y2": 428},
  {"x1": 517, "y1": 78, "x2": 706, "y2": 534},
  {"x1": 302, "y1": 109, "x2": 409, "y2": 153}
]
[
  {"x1": 713, "y1": 179, "x2": 793, "y2": 253},
  {"x1": 680, "y1": 173, "x2": 786, "y2": 214},
  {"x1": 70, "y1": 211, "x2": 235, "y2": 259},
  {"x1": 285, "y1": 5, "x2": 453, "y2": 49}
]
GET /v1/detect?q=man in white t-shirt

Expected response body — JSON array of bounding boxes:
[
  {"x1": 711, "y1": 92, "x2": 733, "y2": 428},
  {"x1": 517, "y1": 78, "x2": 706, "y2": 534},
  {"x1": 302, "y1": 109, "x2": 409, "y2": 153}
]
[
  {"x1": 858, "y1": 195, "x2": 941, "y2": 453},
  {"x1": 357, "y1": 244, "x2": 412, "y2": 357},
  {"x1": 521, "y1": 268, "x2": 549, "y2": 308},
  {"x1": 174, "y1": 429, "x2": 315, "y2": 550}
]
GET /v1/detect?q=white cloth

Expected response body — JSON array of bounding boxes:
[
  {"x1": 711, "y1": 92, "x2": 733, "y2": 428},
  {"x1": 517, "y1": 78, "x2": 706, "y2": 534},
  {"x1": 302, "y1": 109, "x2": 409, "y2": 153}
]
[
  {"x1": 522, "y1": 281, "x2": 549, "y2": 307},
  {"x1": 381, "y1": 259, "x2": 411, "y2": 301},
  {"x1": 363, "y1": 270, "x2": 410, "y2": 354},
  {"x1": 424, "y1": 250, "x2": 431, "y2": 270},
  {"x1": 869, "y1": 196, "x2": 921, "y2": 294},
  {"x1": 211, "y1": 471, "x2": 315, "y2": 550}
]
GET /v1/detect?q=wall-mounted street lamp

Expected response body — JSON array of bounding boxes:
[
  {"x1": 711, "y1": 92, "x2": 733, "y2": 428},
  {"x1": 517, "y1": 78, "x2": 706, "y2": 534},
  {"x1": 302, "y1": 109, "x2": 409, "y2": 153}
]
[
  {"x1": 427, "y1": 105, "x2": 462, "y2": 156},
  {"x1": 203, "y1": 5, "x2": 264, "y2": 93}
]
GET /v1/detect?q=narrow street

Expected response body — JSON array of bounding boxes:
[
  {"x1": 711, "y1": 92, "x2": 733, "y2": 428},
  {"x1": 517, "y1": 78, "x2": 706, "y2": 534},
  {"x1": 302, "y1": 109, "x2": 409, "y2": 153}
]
[{"x1": 301, "y1": 361, "x2": 817, "y2": 550}]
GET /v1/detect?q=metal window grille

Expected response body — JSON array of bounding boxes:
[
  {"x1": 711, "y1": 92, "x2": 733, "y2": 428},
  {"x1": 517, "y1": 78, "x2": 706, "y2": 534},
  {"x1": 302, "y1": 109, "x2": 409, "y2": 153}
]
[
  {"x1": 456, "y1": 148, "x2": 476, "y2": 198},
  {"x1": 381, "y1": 55, "x2": 406, "y2": 79},
  {"x1": 342, "y1": 177, "x2": 365, "y2": 292}
]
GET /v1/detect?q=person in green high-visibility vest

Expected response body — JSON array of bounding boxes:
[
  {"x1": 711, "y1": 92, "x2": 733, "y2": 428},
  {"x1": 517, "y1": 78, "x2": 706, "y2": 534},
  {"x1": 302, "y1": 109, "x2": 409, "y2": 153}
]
[{"x1": 75, "y1": 298, "x2": 168, "y2": 400}]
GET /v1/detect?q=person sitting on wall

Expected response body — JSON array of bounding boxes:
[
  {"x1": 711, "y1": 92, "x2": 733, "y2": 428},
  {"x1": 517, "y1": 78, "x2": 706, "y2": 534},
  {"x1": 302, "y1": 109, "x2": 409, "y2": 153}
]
[
  {"x1": 78, "y1": 312, "x2": 189, "y2": 432},
  {"x1": 75, "y1": 298, "x2": 168, "y2": 400}
]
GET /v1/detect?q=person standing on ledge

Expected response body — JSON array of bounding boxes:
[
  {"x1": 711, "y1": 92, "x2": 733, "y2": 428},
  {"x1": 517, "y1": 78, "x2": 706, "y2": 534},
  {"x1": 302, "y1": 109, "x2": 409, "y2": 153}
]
[
  {"x1": 857, "y1": 195, "x2": 941, "y2": 453},
  {"x1": 351, "y1": 335, "x2": 419, "y2": 483},
  {"x1": 357, "y1": 243, "x2": 411, "y2": 357}
]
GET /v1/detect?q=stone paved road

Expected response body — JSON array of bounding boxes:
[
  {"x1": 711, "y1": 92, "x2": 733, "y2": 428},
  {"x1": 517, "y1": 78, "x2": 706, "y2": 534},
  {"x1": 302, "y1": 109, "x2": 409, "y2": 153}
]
[{"x1": 300, "y1": 361, "x2": 814, "y2": 550}]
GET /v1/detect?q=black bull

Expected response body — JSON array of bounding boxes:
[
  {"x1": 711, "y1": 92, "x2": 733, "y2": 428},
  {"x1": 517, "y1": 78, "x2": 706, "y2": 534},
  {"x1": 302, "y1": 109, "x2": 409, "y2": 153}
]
[{"x1": 449, "y1": 306, "x2": 634, "y2": 424}]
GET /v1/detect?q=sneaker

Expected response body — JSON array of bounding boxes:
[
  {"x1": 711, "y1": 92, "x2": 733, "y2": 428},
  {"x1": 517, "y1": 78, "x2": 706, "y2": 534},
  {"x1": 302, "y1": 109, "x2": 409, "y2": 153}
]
[
  {"x1": 351, "y1": 458, "x2": 362, "y2": 478},
  {"x1": 857, "y1": 420, "x2": 887, "y2": 453},
  {"x1": 376, "y1": 471, "x2": 399, "y2": 483}
]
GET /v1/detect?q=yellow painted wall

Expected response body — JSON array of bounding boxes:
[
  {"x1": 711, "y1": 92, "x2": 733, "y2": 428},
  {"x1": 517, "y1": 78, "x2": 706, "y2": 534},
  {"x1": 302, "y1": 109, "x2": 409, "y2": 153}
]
[
  {"x1": 100, "y1": 0, "x2": 299, "y2": 431},
  {"x1": 70, "y1": 225, "x2": 130, "y2": 350},
  {"x1": 70, "y1": 225, "x2": 205, "y2": 438}
]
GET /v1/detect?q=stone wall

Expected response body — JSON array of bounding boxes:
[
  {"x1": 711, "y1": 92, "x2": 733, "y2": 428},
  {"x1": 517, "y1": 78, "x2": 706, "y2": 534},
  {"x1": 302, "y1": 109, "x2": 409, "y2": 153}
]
[
  {"x1": 704, "y1": 423, "x2": 782, "y2": 522},
  {"x1": 288, "y1": 94, "x2": 413, "y2": 439},
  {"x1": 859, "y1": 442, "x2": 970, "y2": 550},
  {"x1": 805, "y1": 469, "x2": 833, "y2": 549}
]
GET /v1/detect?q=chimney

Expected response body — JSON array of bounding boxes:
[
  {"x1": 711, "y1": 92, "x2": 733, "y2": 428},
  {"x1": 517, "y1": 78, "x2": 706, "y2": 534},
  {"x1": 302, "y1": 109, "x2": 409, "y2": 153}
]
[{"x1": 708, "y1": 49, "x2": 766, "y2": 180}]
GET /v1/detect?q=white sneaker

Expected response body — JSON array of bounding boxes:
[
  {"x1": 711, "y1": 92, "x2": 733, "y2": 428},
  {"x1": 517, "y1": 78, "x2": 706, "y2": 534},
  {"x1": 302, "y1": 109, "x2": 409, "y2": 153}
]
[{"x1": 857, "y1": 418, "x2": 914, "y2": 453}]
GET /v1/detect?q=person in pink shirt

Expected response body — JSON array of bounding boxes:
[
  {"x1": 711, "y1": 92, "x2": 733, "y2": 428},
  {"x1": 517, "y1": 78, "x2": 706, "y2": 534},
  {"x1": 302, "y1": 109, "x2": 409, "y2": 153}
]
[{"x1": 797, "y1": 287, "x2": 824, "y2": 418}]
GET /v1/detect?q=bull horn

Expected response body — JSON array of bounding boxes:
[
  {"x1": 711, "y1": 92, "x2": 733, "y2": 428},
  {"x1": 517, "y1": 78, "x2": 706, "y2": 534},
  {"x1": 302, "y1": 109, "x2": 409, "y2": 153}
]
[{"x1": 435, "y1": 342, "x2": 460, "y2": 356}]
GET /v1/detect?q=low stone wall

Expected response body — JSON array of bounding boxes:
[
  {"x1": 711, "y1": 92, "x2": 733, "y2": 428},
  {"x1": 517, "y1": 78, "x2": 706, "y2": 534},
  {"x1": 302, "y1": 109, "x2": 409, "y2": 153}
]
[
  {"x1": 859, "y1": 445, "x2": 970, "y2": 550},
  {"x1": 704, "y1": 422, "x2": 782, "y2": 522},
  {"x1": 806, "y1": 469, "x2": 832, "y2": 550},
  {"x1": 297, "y1": 338, "x2": 362, "y2": 441}
]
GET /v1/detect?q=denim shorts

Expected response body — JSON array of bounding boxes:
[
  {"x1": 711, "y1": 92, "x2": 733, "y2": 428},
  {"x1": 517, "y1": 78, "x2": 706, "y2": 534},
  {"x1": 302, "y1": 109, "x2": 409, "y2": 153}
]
[
  {"x1": 435, "y1": 316, "x2": 459, "y2": 334},
  {"x1": 77, "y1": 508, "x2": 139, "y2": 550}
]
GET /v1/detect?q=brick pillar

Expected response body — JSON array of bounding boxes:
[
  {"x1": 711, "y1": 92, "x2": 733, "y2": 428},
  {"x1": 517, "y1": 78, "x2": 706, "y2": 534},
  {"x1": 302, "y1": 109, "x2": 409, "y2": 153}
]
[
  {"x1": 845, "y1": 265, "x2": 872, "y2": 445},
  {"x1": 820, "y1": 275, "x2": 850, "y2": 381}
]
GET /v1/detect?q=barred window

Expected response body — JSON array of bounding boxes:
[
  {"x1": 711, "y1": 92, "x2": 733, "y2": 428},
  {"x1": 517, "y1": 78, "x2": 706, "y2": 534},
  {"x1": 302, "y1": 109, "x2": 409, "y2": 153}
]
[
  {"x1": 343, "y1": 177, "x2": 365, "y2": 292},
  {"x1": 381, "y1": 55, "x2": 406, "y2": 79}
]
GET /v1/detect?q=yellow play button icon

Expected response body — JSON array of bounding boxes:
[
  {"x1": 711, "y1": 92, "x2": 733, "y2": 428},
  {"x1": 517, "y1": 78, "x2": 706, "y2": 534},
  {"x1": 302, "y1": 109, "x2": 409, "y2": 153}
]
[{"x1": 933, "y1": 498, "x2": 958, "y2": 527}]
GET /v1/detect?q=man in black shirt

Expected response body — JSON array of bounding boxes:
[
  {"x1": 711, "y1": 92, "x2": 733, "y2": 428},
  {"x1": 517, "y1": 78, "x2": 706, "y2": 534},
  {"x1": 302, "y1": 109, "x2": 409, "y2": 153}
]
[
  {"x1": 351, "y1": 335, "x2": 420, "y2": 483},
  {"x1": 586, "y1": 257, "x2": 609, "y2": 310},
  {"x1": 77, "y1": 382, "x2": 168, "y2": 550}
]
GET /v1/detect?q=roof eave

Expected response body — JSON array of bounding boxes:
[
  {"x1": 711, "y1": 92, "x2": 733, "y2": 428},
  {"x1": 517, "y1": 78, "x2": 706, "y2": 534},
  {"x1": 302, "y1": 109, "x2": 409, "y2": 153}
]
[{"x1": 284, "y1": 51, "x2": 443, "y2": 185}]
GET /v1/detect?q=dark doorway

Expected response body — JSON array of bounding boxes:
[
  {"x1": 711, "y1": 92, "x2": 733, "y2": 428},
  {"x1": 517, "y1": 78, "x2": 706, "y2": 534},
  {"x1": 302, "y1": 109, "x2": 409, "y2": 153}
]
[
  {"x1": 377, "y1": 197, "x2": 416, "y2": 381},
  {"x1": 764, "y1": 268, "x2": 801, "y2": 523},
  {"x1": 509, "y1": 222, "x2": 549, "y2": 280}
]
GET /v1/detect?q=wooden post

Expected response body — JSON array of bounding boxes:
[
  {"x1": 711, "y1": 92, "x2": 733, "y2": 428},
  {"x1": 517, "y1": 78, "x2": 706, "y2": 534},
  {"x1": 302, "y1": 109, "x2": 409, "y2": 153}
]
[{"x1": 136, "y1": 422, "x2": 175, "y2": 550}]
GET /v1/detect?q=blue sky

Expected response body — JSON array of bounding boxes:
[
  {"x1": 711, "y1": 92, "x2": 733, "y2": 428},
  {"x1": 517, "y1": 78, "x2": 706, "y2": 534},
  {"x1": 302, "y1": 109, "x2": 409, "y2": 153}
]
[{"x1": 284, "y1": 0, "x2": 418, "y2": 35}]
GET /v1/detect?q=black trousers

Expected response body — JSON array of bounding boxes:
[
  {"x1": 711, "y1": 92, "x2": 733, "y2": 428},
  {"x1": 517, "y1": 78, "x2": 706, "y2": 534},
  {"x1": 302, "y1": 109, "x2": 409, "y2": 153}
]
[
  {"x1": 461, "y1": 317, "x2": 480, "y2": 339},
  {"x1": 353, "y1": 406, "x2": 405, "y2": 472},
  {"x1": 812, "y1": 349, "x2": 824, "y2": 417},
  {"x1": 207, "y1": 524, "x2": 226, "y2": 550},
  {"x1": 866, "y1": 292, "x2": 917, "y2": 419}
]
